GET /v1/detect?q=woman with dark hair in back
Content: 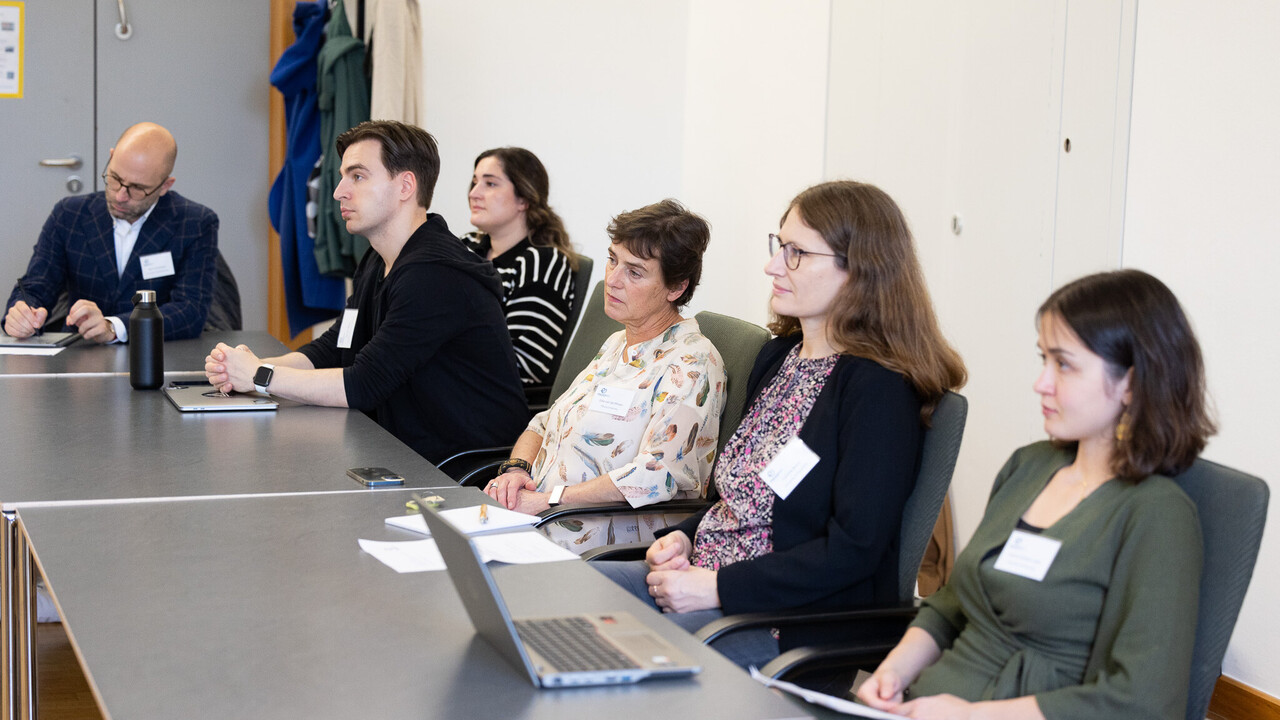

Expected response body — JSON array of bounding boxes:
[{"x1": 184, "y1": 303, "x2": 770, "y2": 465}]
[
  {"x1": 465, "y1": 147, "x2": 578, "y2": 386},
  {"x1": 594, "y1": 180, "x2": 967, "y2": 669},
  {"x1": 859, "y1": 269, "x2": 1216, "y2": 720}
]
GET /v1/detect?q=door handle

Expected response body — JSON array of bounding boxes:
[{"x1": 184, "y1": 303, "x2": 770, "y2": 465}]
[{"x1": 39, "y1": 156, "x2": 83, "y2": 170}]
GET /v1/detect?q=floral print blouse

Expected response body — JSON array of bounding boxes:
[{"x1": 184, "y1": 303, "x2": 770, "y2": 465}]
[
  {"x1": 528, "y1": 318, "x2": 726, "y2": 551},
  {"x1": 691, "y1": 346, "x2": 837, "y2": 569}
]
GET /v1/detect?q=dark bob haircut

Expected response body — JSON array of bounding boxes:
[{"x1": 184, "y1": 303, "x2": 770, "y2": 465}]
[
  {"x1": 336, "y1": 120, "x2": 441, "y2": 210},
  {"x1": 606, "y1": 199, "x2": 710, "y2": 308},
  {"x1": 1038, "y1": 269, "x2": 1216, "y2": 480}
]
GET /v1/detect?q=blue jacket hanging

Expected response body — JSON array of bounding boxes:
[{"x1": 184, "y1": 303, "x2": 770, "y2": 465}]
[{"x1": 268, "y1": 0, "x2": 346, "y2": 337}]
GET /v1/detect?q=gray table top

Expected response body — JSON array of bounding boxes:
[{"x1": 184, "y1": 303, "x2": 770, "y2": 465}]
[
  {"x1": 18, "y1": 489, "x2": 812, "y2": 720},
  {"x1": 0, "y1": 331, "x2": 284, "y2": 377},
  {"x1": 0, "y1": 374, "x2": 454, "y2": 508}
]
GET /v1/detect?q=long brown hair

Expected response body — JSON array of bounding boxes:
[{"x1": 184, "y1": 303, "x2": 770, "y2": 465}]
[
  {"x1": 473, "y1": 147, "x2": 577, "y2": 270},
  {"x1": 769, "y1": 181, "x2": 966, "y2": 424},
  {"x1": 1039, "y1": 269, "x2": 1216, "y2": 480}
]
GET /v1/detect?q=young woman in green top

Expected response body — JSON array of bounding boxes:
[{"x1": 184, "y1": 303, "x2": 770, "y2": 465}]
[{"x1": 859, "y1": 269, "x2": 1216, "y2": 720}]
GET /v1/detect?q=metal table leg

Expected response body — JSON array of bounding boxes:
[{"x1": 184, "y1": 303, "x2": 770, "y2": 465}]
[
  {"x1": 2, "y1": 512, "x2": 18, "y2": 720},
  {"x1": 13, "y1": 528, "x2": 33, "y2": 720}
]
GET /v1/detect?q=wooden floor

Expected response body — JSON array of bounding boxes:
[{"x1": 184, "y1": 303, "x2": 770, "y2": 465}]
[{"x1": 36, "y1": 622, "x2": 105, "y2": 720}]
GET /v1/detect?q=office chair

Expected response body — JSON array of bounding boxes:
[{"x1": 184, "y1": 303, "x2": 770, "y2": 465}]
[
  {"x1": 435, "y1": 279, "x2": 620, "y2": 485},
  {"x1": 203, "y1": 251, "x2": 242, "y2": 331},
  {"x1": 756, "y1": 454, "x2": 1267, "y2": 720},
  {"x1": 524, "y1": 254, "x2": 594, "y2": 412},
  {"x1": 582, "y1": 391, "x2": 969, "y2": 678}
]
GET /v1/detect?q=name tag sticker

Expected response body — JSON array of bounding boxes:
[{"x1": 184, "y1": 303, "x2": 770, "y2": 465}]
[
  {"x1": 139, "y1": 252, "x2": 175, "y2": 280},
  {"x1": 994, "y1": 530, "x2": 1062, "y2": 581},
  {"x1": 589, "y1": 385, "x2": 636, "y2": 417},
  {"x1": 336, "y1": 308, "x2": 358, "y2": 349},
  {"x1": 760, "y1": 436, "x2": 820, "y2": 500}
]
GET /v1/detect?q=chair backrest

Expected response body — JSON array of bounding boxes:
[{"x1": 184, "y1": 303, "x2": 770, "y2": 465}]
[
  {"x1": 548, "y1": 280, "x2": 623, "y2": 401},
  {"x1": 692, "y1": 311, "x2": 771, "y2": 455},
  {"x1": 204, "y1": 250, "x2": 242, "y2": 331},
  {"x1": 896, "y1": 391, "x2": 968, "y2": 601},
  {"x1": 539, "y1": 254, "x2": 593, "y2": 386},
  {"x1": 1170, "y1": 458, "x2": 1269, "y2": 720}
]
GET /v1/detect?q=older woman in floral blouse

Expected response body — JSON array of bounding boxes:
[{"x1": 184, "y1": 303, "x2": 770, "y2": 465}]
[{"x1": 486, "y1": 199, "x2": 726, "y2": 552}]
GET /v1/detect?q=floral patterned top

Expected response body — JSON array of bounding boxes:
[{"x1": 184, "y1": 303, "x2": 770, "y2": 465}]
[
  {"x1": 691, "y1": 346, "x2": 837, "y2": 569},
  {"x1": 528, "y1": 318, "x2": 726, "y2": 551}
]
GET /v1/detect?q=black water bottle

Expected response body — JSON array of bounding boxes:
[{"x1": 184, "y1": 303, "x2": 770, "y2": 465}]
[{"x1": 129, "y1": 290, "x2": 164, "y2": 389}]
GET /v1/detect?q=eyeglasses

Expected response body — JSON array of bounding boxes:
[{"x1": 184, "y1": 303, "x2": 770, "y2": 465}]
[
  {"x1": 101, "y1": 169, "x2": 165, "y2": 201},
  {"x1": 768, "y1": 233, "x2": 842, "y2": 270}
]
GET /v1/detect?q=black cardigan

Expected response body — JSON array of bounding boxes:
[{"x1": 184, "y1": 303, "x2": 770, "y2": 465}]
[{"x1": 663, "y1": 335, "x2": 923, "y2": 648}]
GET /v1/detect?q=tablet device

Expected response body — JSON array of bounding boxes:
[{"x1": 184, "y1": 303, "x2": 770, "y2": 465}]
[
  {"x1": 0, "y1": 332, "x2": 81, "y2": 348},
  {"x1": 163, "y1": 382, "x2": 279, "y2": 412}
]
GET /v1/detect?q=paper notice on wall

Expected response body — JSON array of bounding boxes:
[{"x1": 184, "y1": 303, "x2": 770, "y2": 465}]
[{"x1": 0, "y1": 2, "x2": 21, "y2": 98}]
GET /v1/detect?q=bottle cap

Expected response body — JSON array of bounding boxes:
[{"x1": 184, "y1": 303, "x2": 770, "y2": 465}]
[{"x1": 133, "y1": 289, "x2": 158, "y2": 304}]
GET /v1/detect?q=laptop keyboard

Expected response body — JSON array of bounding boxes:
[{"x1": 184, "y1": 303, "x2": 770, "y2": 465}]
[{"x1": 515, "y1": 617, "x2": 641, "y2": 673}]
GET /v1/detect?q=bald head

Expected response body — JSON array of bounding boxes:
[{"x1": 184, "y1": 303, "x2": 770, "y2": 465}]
[
  {"x1": 114, "y1": 122, "x2": 178, "y2": 178},
  {"x1": 103, "y1": 122, "x2": 179, "y2": 222}
]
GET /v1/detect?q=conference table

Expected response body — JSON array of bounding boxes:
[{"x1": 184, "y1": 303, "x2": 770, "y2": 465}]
[
  {"x1": 0, "y1": 332, "x2": 456, "y2": 719},
  {"x1": 0, "y1": 331, "x2": 279, "y2": 378},
  {"x1": 15, "y1": 488, "x2": 812, "y2": 720}
]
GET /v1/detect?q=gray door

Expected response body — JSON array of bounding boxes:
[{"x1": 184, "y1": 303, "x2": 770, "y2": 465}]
[
  {"x1": 0, "y1": 0, "x2": 270, "y2": 328},
  {"x1": 0, "y1": 0, "x2": 95, "y2": 305}
]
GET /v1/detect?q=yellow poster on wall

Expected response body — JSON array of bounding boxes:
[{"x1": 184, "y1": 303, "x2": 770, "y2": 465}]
[{"x1": 0, "y1": 1, "x2": 22, "y2": 98}]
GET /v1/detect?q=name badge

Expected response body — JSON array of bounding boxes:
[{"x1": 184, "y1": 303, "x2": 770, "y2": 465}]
[
  {"x1": 993, "y1": 530, "x2": 1062, "y2": 581},
  {"x1": 759, "y1": 436, "x2": 820, "y2": 500},
  {"x1": 336, "y1": 308, "x2": 358, "y2": 349},
  {"x1": 589, "y1": 385, "x2": 636, "y2": 417},
  {"x1": 139, "y1": 252, "x2": 175, "y2": 280}
]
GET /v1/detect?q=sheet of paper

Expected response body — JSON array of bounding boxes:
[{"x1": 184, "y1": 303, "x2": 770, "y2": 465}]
[
  {"x1": 385, "y1": 505, "x2": 539, "y2": 536},
  {"x1": 357, "y1": 538, "x2": 445, "y2": 573},
  {"x1": 749, "y1": 667, "x2": 907, "y2": 719},
  {"x1": 0, "y1": 346, "x2": 65, "y2": 356},
  {"x1": 360, "y1": 531, "x2": 577, "y2": 573},
  {"x1": 473, "y1": 531, "x2": 579, "y2": 564}
]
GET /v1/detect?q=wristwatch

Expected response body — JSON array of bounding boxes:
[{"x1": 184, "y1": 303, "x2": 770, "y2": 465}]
[
  {"x1": 548, "y1": 484, "x2": 567, "y2": 506},
  {"x1": 253, "y1": 363, "x2": 275, "y2": 394},
  {"x1": 498, "y1": 457, "x2": 533, "y2": 476}
]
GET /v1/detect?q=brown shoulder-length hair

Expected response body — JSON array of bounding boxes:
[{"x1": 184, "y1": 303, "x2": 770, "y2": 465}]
[
  {"x1": 473, "y1": 147, "x2": 577, "y2": 270},
  {"x1": 770, "y1": 181, "x2": 966, "y2": 424},
  {"x1": 1039, "y1": 269, "x2": 1216, "y2": 481}
]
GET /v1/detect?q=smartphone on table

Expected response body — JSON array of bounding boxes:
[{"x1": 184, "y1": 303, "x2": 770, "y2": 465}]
[{"x1": 347, "y1": 467, "x2": 405, "y2": 487}]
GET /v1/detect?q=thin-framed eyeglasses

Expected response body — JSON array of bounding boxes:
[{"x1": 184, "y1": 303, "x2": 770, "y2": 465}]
[
  {"x1": 768, "y1": 233, "x2": 842, "y2": 270},
  {"x1": 101, "y1": 168, "x2": 165, "y2": 201}
]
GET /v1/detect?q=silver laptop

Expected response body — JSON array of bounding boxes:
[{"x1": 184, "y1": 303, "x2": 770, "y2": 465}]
[
  {"x1": 416, "y1": 497, "x2": 701, "y2": 687},
  {"x1": 163, "y1": 382, "x2": 279, "y2": 412},
  {"x1": 0, "y1": 331, "x2": 80, "y2": 348}
]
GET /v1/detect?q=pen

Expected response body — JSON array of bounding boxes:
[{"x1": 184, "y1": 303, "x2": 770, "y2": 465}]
[
  {"x1": 15, "y1": 277, "x2": 44, "y2": 336},
  {"x1": 479, "y1": 503, "x2": 489, "y2": 525}
]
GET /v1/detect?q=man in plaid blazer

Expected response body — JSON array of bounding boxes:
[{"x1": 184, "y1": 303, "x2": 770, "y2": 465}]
[{"x1": 4, "y1": 122, "x2": 219, "y2": 343}]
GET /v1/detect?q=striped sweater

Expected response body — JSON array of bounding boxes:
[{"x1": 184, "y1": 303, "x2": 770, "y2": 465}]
[{"x1": 463, "y1": 234, "x2": 576, "y2": 386}]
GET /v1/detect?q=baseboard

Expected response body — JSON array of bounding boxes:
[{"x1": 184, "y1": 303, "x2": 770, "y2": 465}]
[{"x1": 1207, "y1": 675, "x2": 1280, "y2": 720}]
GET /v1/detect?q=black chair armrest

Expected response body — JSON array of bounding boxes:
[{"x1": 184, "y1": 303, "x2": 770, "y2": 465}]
[
  {"x1": 580, "y1": 542, "x2": 651, "y2": 562},
  {"x1": 436, "y1": 446, "x2": 513, "y2": 485},
  {"x1": 535, "y1": 499, "x2": 709, "y2": 525},
  {"x1": 759, "y1": 642, "x2": 902, "y2": 683},
  {"x1": 694, "y1": 602, "x2": 920, "y2": 645},
  {"x1": 524, "y1": 384, "x2": 552, "y2": 414}
]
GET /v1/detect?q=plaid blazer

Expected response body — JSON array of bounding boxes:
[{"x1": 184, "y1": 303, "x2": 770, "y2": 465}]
[{"x1": 6, "y1": 191, "x2": 219, "y2": 340}]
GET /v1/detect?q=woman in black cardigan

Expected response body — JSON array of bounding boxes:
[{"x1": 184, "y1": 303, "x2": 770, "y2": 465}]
[{"x1": 595, "y1": 180, "x2": 966, "y2": 667}]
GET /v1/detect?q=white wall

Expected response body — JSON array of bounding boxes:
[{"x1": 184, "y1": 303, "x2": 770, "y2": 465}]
[
  {"x1": 421, "y1": 0, "x2": 691, "y2": 292},
  {"x1": 419, "y1": 0, "x2": 1280, "y2": 697},
  {"x1": 1124, "y1": 0, "x2": 1280, "y2": 692}
]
